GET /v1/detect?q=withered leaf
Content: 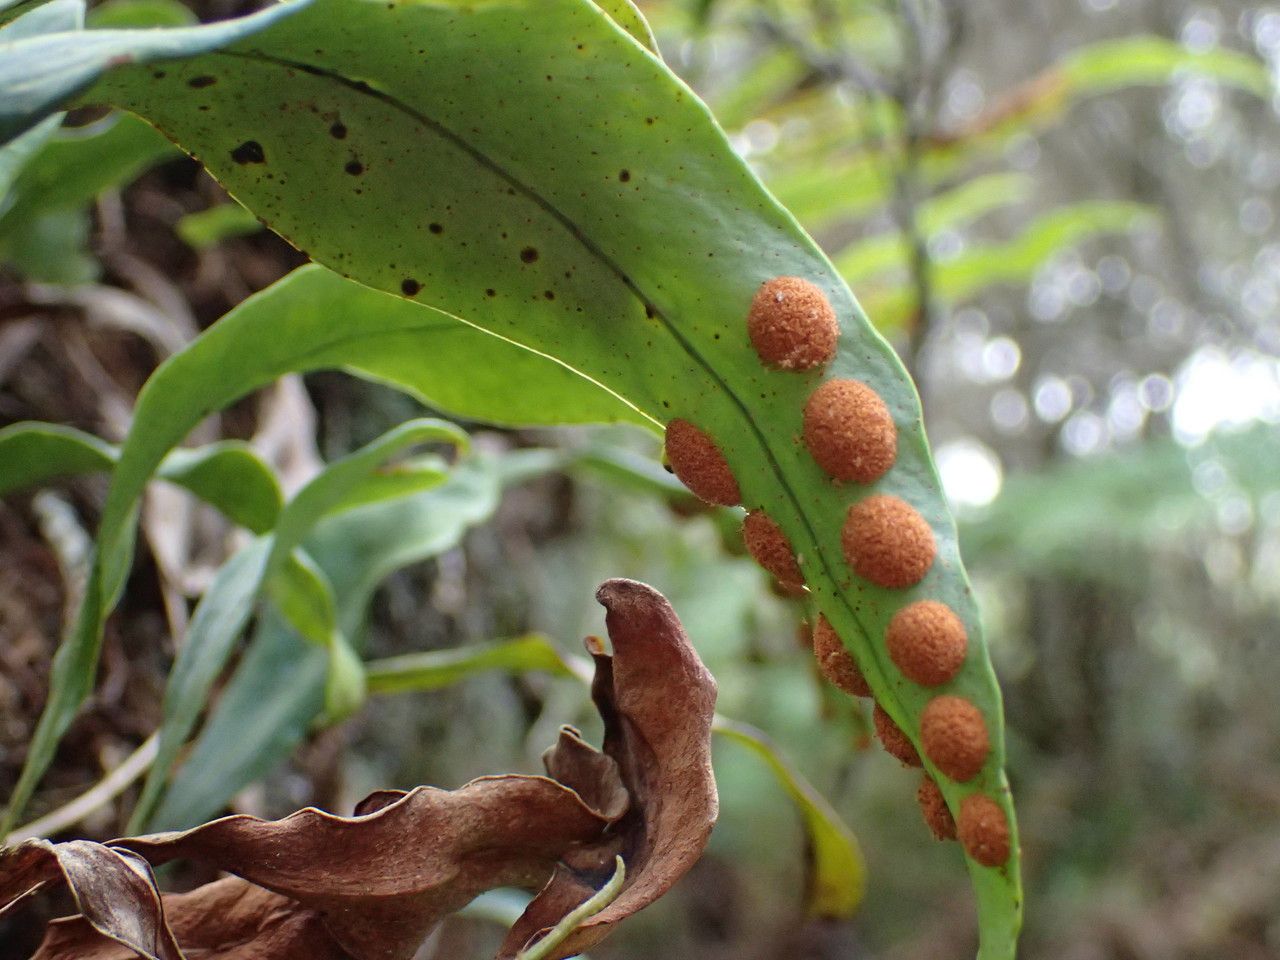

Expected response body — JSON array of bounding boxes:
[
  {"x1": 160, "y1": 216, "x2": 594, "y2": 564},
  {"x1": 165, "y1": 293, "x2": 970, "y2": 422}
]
[
  {"x1": 496, "y1": 578, "x2": 718, "y2": 959},
  {"x1": 1, "y1": 578, "x2": 717, "y2": 960}
]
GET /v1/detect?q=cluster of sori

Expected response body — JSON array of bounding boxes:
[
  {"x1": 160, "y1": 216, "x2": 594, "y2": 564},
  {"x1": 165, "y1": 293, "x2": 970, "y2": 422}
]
[{"x1": 663, "y1": 277, "x2": 1009, "y2": 869}]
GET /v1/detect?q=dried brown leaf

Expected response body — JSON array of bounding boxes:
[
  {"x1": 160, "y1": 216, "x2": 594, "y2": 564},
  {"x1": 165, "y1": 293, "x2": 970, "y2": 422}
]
[
  {"x1": 1, "y1": 579, "x2": 718, "y2": 960},
  {"x1": 497, "y1": 578, "x2": 718, "y2": 959},
  {"x1": 35, "y1": 878, "x2": 343, "y2": 960},
  {"x1": 116, "y1": 777, "x2": 610, "y2": 960},
  {"x1": 0, "y1": 839, "x2": 183, "y2": 960}
]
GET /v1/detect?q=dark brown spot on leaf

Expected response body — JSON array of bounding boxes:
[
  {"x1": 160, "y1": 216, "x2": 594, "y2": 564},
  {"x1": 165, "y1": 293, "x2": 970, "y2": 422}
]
[
  {"x1": 520, "y1": 247, "x2": 539, "y2": 263},
  {"x1": 428, "y1": 222, "x2": 443, "y2": 234},
  {"x1": 401, "y1": 278, "x2": 421, "y2": 296},
  {"x1": 345, "y1": 159, "x2": 364, "y2": 176},
  {"x1": 187, "y1": 75, "x2": 216, "y2": 88},
  {"x1": 329, "y1": 122, "x2": 348, "y2": 139},
  {"x1": 230, "y1": 141, "x2": 266, "y2": 165}
]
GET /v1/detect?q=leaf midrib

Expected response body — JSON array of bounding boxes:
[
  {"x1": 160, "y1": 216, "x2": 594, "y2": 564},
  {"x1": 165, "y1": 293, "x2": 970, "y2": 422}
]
[{"x1": 215, "y1": 47, "x2": 857, "y2": 627}]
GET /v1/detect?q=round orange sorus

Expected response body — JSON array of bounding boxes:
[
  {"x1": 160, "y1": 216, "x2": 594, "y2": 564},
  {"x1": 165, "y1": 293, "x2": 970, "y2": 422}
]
[
  {"x1": 917, "y1": 774, "x2": 957, "y2": 841},
  {"x1": 958, "y1": 794, "x2": 1011, "y2": 867},
  {"x1": 841, "y1": 495, "x2": 936, "y2": 589},
  {"x1": 873, "y1": 703, "x2": 922, "y2": 767},
  {"x1": 920, "y1": 695, "x2": 989, "y2": 782},
  {"x1": 746, "y1": 276, "x2": 839, "y2": 371},
  {"x1": 664, "y1": 419, "x2": 740, "y2": 507},
  {"x1": 743, "y1": 510, "x2": 804, "y2": 588},
  {"x1": 886, "y1": 600, "x2": 968, "y2": 686},
  {"x1": 812, "y1": 615, "x2": 871, "y2": 698},
  {"x1": 802, "y1": 379, "x2": 896, "y2": 483}
]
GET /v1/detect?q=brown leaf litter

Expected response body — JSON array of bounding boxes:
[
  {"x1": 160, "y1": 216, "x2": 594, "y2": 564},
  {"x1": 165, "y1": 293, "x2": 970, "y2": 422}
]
[{"x1": 0, "y1": 579, "x2": 717, "y2": 960}]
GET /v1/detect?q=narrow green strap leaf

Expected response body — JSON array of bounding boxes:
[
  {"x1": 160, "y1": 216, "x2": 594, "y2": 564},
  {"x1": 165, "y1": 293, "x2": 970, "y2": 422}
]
[
  {"x1": 128, "y1": 537, "x2": 270, "y2": 833},
  {"x1": 174, "y1": 200, "x2": 261, "y2": 249},
  {"x1": 1, "y1": 558, "x2": 102, "y2": 835},
  {"x1": 263, "y1": 417, "x2": 467, "y2": 578},
  {"x1": 0, "y1": 422, "x2": 115, "y2": 493},
  {"x1": 0, "y1": 0, "x2": 310, "y2": 141},
  {"x1": 1063, "y1": 35, "x2": 1272, "y2": 98},
  {"x1": 269, "y1": 548, "x2": 337, "y2": 648},
  {"x1": 157, "y1": 441, "x2": 282, "y2": 534},
  {"x1": 0, "y1": 423, "x2": 283, "y2": 534},
  {"x1": 516, "y1": 856, "x2": 626, "y2": 960},
  {"x1": 592, "y1": 0, "x2": 657, "y2": 54},
  {"x1": 0, "y1": 112, "x2": 174, "y2": 240},
  {"x1": 366, "y1": 635, "x2": 581, "y2": 695},
  {"x1": 150, "y1": 451, "x2": 551, "y2": 830},
  {"x1": 1, "y1": 0, "x2": 81, "y2": 39},
  {"x1": 713, "y1": 717, "x2": 865, "y2": 919}
]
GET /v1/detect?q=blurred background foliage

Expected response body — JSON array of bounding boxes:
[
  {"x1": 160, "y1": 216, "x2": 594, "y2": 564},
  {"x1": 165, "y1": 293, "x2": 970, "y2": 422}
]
[{"x1": 1, "y1": 0, "x2": 1279, "y2": 958}]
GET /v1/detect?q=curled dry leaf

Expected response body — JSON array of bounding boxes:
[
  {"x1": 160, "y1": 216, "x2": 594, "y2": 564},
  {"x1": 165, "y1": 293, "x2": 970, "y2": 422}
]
[
  {"x1": 0, "y1": 579, "x2": 717, "y2": 960},
  {"x1": 497, "y1": 579, "x2": 719, "y2": 958}
]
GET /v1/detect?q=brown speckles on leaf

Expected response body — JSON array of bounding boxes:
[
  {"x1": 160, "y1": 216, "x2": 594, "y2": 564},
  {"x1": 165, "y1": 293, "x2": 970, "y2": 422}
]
[
  {"x1": 520, "y1": 246, "x2": 539, "y2": 263},
  {"x1": 329, "y1": 121, "x2": 348, "y2": 139},
  {"x1": 400, "y1": 278, "x2": 421, "y2": 296},
  {"x1": 187, "y1": 75, "x2": 217, "y2": 88},
  {"x1": 344, "y1": 159, "x2": 365, "y2": 176}
]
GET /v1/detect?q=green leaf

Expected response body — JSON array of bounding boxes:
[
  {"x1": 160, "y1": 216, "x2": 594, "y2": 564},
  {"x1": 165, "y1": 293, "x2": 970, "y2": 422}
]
[
  {"x1": 366, "y1": 634, "x2": 580, "y2": 695},
  {"x1": 593, "y1": 0, "x2": 657, "y2": 54},
  {"x1": 151, "y1": 450, "x2": 557, "y2": 830},
  {"x1": 861, "y1": 200, "x2": 1154, "y2": 327},
  {"x1": 936, "y1": 200, "x2": 1152, "y2": 301},
  {"x1": 0, "y1": 0, "x2": 309, "y2": 141},
  {"x1": 1063, "y1": 35, "x2": 1272, "y2": 99},
  {"x1": 269, "y1": 549, "x2": 365, "y2": 723},
  {"x1": 0, "y1": 421, "x2": 115, "y2": 493},
  {"x1": 174, "y1": 200, "x2": 262, "y2": 249},
  {"x1": 48, "y1": 0, "x2": 1020, "y2": 947},
  {"x1": 714, "y1": 717, "x2": 866, "y2": 919},
  {"x1": 86, "y1": 0, "x2": 196, "y2": 29},
  {"x1": 263, "y1": 418, "x2": 467, "y2": 578},
  {"x1": 157, "y1": 441, "x2": 282, "y2": 534},
  {"x1": 0, "y1": 424, "x2": 281, "y2": 534},
  {"x1": 269, "y1": 549, "x2": 337, "y2": 648},
  {"x1": 132, "y1": 424, "x2": 452, "y2": 832},
  {"x1": 962, "y1": 425, "x2": 1280, "y2": 581},
  {"x1": 833, "y1": 173, "x2": 1034, "y2": 285},
  {"x1": 0, "y1": 112, "x2": 174, "y2": 241},
  {"x1": 1, "y1": 0, "x2": 80, "y2": 39},
  {"x1": 128, "y1": 536, "x2": 269, "y2": 833},
  {"x1": 0, "y1": 113, "x2": 61, "y2": 203}
]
